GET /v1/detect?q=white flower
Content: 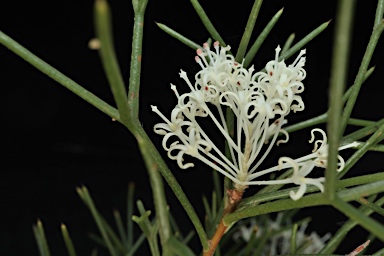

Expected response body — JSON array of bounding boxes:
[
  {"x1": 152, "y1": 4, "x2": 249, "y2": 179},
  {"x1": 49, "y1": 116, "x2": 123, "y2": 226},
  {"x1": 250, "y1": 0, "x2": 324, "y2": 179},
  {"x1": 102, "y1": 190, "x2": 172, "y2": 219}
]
[
  {"x1": 281, "y1": 157, "x2": 325, "y2": 201},
  {"x1": 152, "y1": 42, "x2": 356, "y2": 199},
  {"x1": 245, "y1": 128, "x2": 357, "y2": 200}
]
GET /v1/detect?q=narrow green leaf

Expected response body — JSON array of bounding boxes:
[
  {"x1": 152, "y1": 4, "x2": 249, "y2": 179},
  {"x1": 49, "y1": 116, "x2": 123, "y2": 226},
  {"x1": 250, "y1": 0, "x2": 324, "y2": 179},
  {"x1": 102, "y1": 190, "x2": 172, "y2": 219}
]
[
  {"x1": 76, "y1": 186, "x2": 118, "y2": 256},
  {"x1": 89, "y1": 233, "x2": 106, "y2": 247},
  {"x1": 169, "y1": 212, "x2": 183, "y2": 239},
  {"x1": 332, "y1": 197, "x2": 384, "y2": 242},
  {"x1": 342, "y1": 118, "x2": 384, "y2": 144},
  {"x1": 235, "y1": 0, "x2": 264, "y2": 62},
  {"x1": 212, "y1": 170, "x2": 222, "y2": 208},
  {"x1": 136, "y1": 135, "x2": 171, "y2": 247},
  {"x1": 202, "y1": 195, "x2": 213, "y2": 229},
  {"x1": 358, "y1": 197, "x2": 384, "y2": 217},
  {"x1": 338, "y1": 172, "x2": 384, "y2": 188},
  {"x1": 167, "y1": 236, "x2": 195, "y2": 256},
  {"x1": 279, "y1": 21, "x2": 330, "y2": 62},
  {"x1": 113, "y1": 210, "x2": 127, "y2": 250},
  {"x1": 342, "y1": 66, "x2": 375, "y2": 104},
  {"x1": 33, "y1": 220, "x2": 51, "y2": 256},
  {"x1": 226, "y1": 180, "x2": 384, "y2": 224},
  {"x1": 127, "y1": 233, "x2": 146, "y2": 256},
  {"x1": 281, "y1": 33, "x2": 295, "y2": 55},
  {"x1": 212, "y1": 191, "x2": 217, "y2": 221},
  {"x1": 240, "y1": 173, "x2": 384, "y2": 210},
  {"x1": 189, "y1": 0, "x2": 226, "y2": 46},
  {"x1": 207, "y1": 200, "x2": 224, "y2": 238},
  {"x1": 284, "y1": 113, "x2": 327, "y2": 134},
  {"x1": 337, "y1": 180, "x2": 384, "y2": 202},
  {"x1": 341, "y1": 21, "x2": 384, "y2": 134},
  {"x1": 94, "y1": 0, "x2": 130, "y2": 125},
  {"x1": 243, "y1": 7, "x2": 283, "y2": 67},
  {"x1": 182, "y1": 230, "x2": 195, "y2": 244},
  {"x1": 290, "y1": 223, "x2": 298, "y2": 255},
  {"x1": 156, "y1": 22, "x2": 201, "y2": 50},
  {"x1": 127, "y1": 182, "x2": 135, "y2": 250},
  {"x1": 373, "y1": 247, "x2": 384, "y2": 256},
  {"x1": 347, "y1": 118, "x2": 376, "y2": 127},
  {"x1": 60, "y1": 224, "x2": 78, "y2": 256},
  {"x1": 355, "y1": 143, "x2": 384, "y2": 153},
  {"x1": 224, "y1": 193, "x2": 328, "y2": 224},
  {"x1": 100, "y1": 216, "x2": 127, "y2": 254},
  {"x1": 134, "y1": 130, "x2": 208, "y2": 250},
  {"x1": 339, "y1": 123, "x2": 384, "y2": 179}
]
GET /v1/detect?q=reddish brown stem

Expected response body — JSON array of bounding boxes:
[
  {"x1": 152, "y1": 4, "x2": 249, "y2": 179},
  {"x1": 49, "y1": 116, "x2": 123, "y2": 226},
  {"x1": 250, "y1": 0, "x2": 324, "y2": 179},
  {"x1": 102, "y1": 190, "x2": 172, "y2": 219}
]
[
  {"x1": 203, "y1": 188, "x2": 244, "y2": 256},
  {"x1": 203, "y1": 220, "x2": 227, "y2": 256}
]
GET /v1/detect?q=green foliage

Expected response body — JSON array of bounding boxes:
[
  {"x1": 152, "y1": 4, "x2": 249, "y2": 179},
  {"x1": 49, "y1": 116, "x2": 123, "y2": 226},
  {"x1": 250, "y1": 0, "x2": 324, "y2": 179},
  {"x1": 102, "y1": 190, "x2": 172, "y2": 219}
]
[{"x1": 2, "y1": 0, "x2": 384, "y2": 255}]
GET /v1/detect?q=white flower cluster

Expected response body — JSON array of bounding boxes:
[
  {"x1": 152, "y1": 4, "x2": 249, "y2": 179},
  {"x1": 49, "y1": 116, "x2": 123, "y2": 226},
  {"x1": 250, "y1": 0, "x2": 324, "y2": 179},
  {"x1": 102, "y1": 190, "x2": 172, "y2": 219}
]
[
  {"x1": 151, "y1": 42, "x2": 356, "y2": 199},
  {"x1": 233, "y1": 213, "x2": 331, "y2": 255}
]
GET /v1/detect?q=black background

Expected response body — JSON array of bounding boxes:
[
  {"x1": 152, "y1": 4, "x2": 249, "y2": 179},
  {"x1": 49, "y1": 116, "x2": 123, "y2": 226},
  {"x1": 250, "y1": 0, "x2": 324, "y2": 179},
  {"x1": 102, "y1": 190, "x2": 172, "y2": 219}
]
[{"x1": 0, "y1": 0, "x2": 384, "y2": 255}]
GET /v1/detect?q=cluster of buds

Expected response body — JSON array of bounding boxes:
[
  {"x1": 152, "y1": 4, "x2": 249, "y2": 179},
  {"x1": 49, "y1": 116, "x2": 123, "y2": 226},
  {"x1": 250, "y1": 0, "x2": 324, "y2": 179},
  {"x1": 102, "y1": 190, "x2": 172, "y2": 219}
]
[{"x1": 151, "y1": 42, "x2": 356, "y2": 200}]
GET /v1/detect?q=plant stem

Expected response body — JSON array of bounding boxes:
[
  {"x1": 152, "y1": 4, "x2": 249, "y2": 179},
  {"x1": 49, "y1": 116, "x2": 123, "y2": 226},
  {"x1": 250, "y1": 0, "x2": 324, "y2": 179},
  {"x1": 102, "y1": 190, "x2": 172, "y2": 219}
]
[
  {"x1": 127, "y1": 2, "x2": 173, "y2": 252},
  {"x1": 325, "y1": 0, "x2": 356, "y2": 201},
  {"x1": 203, "y1": 189, "x2": 244, "y2": 256},
  {"x1": 375, "y1": 0, "x2": 384, "y2": 27}
]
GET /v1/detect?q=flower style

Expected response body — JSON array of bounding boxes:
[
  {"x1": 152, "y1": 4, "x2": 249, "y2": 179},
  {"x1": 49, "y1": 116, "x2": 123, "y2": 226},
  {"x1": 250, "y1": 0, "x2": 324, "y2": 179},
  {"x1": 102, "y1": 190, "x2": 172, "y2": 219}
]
[
  {"x1": 244, "y1": 128, "x2": 357, "y2": 200},
  {"x1": 152, "y1": 42, "x2": 357, "y2": 200}
]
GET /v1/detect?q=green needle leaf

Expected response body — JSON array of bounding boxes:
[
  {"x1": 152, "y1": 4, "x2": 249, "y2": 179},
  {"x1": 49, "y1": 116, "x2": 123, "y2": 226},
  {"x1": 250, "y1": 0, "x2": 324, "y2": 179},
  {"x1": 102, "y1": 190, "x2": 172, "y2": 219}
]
[
  {"x1": 290, "y1": 223, "x2": 298, "y2": 255},
  {"x1": 279, "y1": 20, "x2": 330, "y2": 62},
  {"x1": 33, "y1": 220, "x2": 51, "y2": 256},
  {"x1": 332, "y1": 197, "x2": 384, "y2": 242},
  {"x1": 243, "y1": 7, "x2": 283, "y2": 67},
  {"x1": 156, "y1": 22, "x2": 202, "y2": 50},
  {"x1": 341, "y1": 21, "x2": 384, "y2": 134},
  {"x1": 76, "y1": 186, "x2": 119, "y2": 256},
  {"x1": 235, "y1": 0, "x2": 264, "y2": 62},
  {"x1": 189, "y1": 0, "x2": 226, "y2": 46},
  {"x1": 60, "y1": 224, "x2": 78, "y2": 256},
  {"x1": 167, "y1": 236, "x2": 195, "y2": 256},
  {"x1": 94, "y1": 0, "x2": 130, "y2": 125},
  {"x1": 281, "y1": 33, "x2": 295, "y2": 55}
]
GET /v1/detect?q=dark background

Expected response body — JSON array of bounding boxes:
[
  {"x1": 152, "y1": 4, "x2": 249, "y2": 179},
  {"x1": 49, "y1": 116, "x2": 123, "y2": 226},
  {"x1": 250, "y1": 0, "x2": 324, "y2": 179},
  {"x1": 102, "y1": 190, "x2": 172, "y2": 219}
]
[{"x1": 0, "y1": 0, "x2": 384, "y2": 255}]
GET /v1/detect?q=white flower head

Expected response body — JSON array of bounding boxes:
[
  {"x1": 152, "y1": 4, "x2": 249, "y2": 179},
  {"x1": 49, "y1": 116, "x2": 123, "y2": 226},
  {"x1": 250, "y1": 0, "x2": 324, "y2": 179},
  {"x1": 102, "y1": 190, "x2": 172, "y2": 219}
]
[{"x1": 152, "y1": 42, "x2": 356, "y2": 200}]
